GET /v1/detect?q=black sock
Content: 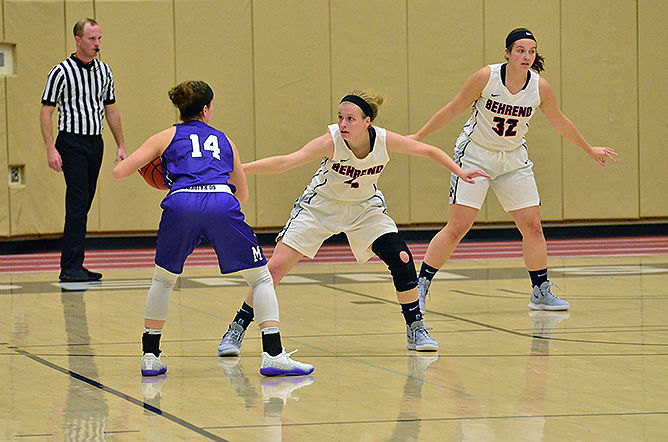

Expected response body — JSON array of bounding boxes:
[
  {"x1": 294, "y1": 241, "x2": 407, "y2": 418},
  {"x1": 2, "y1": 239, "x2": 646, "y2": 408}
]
[
  {"x1": 419, "y1": 263, "x2": 439, "y2": 282},
  {"x1": 142, "y1": 332, "x2": 161, "y2": 356},
  {"x1": 261, "y1": 327, "x2": 283, "y2": 356},
  {"x1": 401, "y1": 300, "x2": 422, "y2": 325},
  {"x1": 233, "y1": 302, "x2": 254, "y2": 330},
  {"x1": 529, "y1": 268, "x2": 548, "y2": 287}
]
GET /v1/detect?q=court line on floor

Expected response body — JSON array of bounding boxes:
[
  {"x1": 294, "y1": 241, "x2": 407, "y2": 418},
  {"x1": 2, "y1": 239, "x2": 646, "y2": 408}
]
[
  {"x1": 318, "y1": 284, "x2": 668, "y2": 347},
  {"x1": 4, "y1": 351, "x2": 668, "y2": 359},
  {"x1": 205, "y1": 410, "x2": 668, "y2": 431},
  {"x1": 8, "y1": 346, "x2": 229, "y2": 442},
  {"x1": 171, "y1": 301, "x2": 471, "y2": 397}
]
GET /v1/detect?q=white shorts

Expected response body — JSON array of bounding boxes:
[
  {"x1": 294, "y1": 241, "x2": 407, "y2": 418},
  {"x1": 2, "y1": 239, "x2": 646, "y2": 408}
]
[
  {"x1": 450, "y1": 134, "x2": 540, "y2": 212},
  {"x1": 277, "y1": 189, "x2": 398, "y2": 263}
]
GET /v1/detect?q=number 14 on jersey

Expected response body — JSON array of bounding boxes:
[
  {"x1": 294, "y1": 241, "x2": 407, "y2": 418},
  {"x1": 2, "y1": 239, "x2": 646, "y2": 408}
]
[{"x1": 189, "y1": 133, "x2": 221, "y2": 160}]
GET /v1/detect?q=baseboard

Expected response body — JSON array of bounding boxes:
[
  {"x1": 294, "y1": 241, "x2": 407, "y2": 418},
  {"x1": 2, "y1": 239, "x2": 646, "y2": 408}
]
[{"x1": 2, "y1": 221, "x2": 666, "y2": 255}]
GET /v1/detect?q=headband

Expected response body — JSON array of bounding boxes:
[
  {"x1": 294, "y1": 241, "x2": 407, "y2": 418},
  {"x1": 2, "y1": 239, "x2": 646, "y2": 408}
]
[
  {"x1": 340, "y1": 94, "x2": 374, "y2": 121},
  {"x1": 181, "y1": 85, "x2": 214, "y2": 118},
  {"x1": 505, "y1": 30, "x2": 536, "y2": 49}
]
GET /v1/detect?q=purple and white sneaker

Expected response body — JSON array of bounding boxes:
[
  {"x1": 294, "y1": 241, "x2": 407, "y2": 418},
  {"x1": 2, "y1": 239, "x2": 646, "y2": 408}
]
[
  {"x1": 260, "y1": 348, "x2": 314, "y2": 377},
  {"x1": 141, "y1": 353, "x2": 167, "y2": 376}
]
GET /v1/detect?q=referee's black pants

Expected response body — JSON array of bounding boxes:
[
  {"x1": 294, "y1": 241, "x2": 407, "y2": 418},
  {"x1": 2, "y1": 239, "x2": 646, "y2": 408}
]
[{"x1": 56, "y1": 132, "x2": 104, "y2": 274}]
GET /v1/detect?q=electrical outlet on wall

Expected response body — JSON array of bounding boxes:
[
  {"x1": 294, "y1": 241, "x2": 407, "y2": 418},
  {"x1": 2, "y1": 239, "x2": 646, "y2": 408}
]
[
  {"x1": 0, "y1": 43, "x2": 16, "y2": 76},
  {"x1": 9, "y1": 166, "x2": 24, "y2": 186}
]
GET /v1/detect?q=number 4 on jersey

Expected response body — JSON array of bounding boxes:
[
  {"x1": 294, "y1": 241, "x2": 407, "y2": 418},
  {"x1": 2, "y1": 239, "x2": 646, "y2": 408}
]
[{"x1": 189, "y1": 133, "x2": 221, "y2": 160}]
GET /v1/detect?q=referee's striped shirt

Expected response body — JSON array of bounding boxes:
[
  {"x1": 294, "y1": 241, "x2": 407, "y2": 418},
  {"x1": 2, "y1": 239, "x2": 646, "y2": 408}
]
[{"x1": 41, "y1": 54, "x2": 116, "y2": 136}]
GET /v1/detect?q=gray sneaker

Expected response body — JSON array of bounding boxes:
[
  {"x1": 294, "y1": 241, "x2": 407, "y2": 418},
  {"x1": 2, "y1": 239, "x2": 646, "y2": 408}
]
[
  {"x1": 406, "y1": 319, "x2": 438, "y2": 351},
  {"x1": 217, "y1": 322, "x2": 245, "y2": 356},
  {"x1": 528, "y1": 281, "x2": 570, "y2": 311},
  {"x1": 417, "y1": 277, "x2": 431, "y2": 313}
]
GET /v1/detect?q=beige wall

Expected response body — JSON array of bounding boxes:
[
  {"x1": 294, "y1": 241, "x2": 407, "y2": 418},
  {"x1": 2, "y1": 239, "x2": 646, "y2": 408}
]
[
  {"x1": 1, "y1": 0, "x2": 666, "y2": 239},
  {"x1": 0, "y1": 3, "x2": 6, "y2": 236},
  {"x1": 639, "y1": 0, "x2": 668, "y2": 218}
]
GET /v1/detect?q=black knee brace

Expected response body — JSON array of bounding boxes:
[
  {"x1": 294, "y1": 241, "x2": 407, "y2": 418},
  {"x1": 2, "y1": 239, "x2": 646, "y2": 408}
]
[{"x1": 371, "y1": 232, "x2": 418, "y2": 292}]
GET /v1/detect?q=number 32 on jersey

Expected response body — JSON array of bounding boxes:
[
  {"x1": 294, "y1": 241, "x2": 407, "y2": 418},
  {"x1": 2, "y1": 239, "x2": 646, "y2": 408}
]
[{"x1": 492, "y1": 117, "x2": 518, "y2": 137}]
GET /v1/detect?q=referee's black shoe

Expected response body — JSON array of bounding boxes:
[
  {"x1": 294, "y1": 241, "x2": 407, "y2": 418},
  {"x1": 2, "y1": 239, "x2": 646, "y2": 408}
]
[
  {"x1": 83, "y1": 267, "x2": 103, "y2": 281},
  {"x1": 59, "y1": 268, "x2": 102, "y2": 282}
]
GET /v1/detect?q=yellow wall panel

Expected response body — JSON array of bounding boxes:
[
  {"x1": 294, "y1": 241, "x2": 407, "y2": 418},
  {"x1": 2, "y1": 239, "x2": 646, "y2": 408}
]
[
  {"x1": 0, "y1": 1, "x2": 7, "y2": 236},
  {"x1": 639, "y1": 0, "x2": 668, "y2": 217},
  {"x1": 174, "y1": 0, "x2": 256, "y2": 224},
  {"x1": 331, "y1": 0, "x2": 409, "y2": 223},
  {"x1": 0, "y1": 76, "x2": 8, "y2": 237},
  {"x1": 0, "y1": 3, "x2": 4, "y2": 236},
  {"x1": 253, "y1": 0, "x2": 331, "y2": 228},
  {"x1": 561, "y1": 1, "x2": 638, "y2": 220},
  {"x1": 65, "y1": 1, "x2": 94, "y2": 37},
  {"x1": 95, "y1": 1, "x2": 175, "y2": 231},
  {"x1": 6, "y1": 0, "x2": 67, "y2": 236},
  {"x1": 408, "y1": 0, "x2": 484, "y2": 225},
  {"x1": 0, "y1": 1, "x2": 665, "y2": 240},
  {"x1": 484, "y1": 0, "x2": 563, "y2": 223}
]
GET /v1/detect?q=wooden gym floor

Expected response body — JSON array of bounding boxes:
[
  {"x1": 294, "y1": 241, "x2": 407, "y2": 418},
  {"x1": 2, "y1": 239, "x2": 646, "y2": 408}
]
[{"x1": 1, "y1": 236, "x2": 667, "y2": 440}]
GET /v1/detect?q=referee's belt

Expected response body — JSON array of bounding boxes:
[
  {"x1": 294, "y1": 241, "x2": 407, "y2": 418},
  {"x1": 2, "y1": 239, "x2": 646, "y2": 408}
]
[{"x1": 170, "y1": 184, "x2": 232, "y2": 194}]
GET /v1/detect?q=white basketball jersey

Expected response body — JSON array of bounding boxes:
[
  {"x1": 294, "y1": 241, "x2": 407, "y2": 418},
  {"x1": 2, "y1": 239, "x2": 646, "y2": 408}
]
[
  {"x1": 463, "y1": 63, "x2": 541, "y2": 151},
  {"x1": 306, "y1": 124, "x2": 390, "y2": 202}
]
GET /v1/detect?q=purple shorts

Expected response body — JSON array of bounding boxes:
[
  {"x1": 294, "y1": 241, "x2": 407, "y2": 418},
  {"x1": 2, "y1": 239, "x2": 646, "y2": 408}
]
[{"x1": 155, "y1": 192, "x2": 266, "y2": 274}]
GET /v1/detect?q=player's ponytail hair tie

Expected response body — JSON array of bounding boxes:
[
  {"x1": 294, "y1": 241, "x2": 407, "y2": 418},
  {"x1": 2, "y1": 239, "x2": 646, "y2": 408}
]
[
  {"x1": 181, "y1": 84, "x2": 214, "y2": 119},
  {"x1": 505, "y1": 29, "x2": 536, "y2": 49},
  {"x1": 340, "y1": 94, "x2": 374, "y2": 121}
]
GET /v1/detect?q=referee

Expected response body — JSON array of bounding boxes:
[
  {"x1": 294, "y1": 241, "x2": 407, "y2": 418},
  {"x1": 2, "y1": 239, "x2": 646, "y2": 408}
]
[{"x1": 40, "y1": 18, "x2": 126, "y2": 282}]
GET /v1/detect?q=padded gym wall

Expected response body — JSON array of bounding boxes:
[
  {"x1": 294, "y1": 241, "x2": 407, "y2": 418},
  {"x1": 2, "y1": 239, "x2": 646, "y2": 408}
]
[{"x1": 0, "y1": 0, "x2": 665, "y2": 239}]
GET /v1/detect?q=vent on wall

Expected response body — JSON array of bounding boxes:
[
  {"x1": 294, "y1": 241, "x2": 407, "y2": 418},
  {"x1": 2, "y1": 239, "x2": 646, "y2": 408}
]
[{"x1": 9, "y1": 165, "x2": 24, "y2": 185}]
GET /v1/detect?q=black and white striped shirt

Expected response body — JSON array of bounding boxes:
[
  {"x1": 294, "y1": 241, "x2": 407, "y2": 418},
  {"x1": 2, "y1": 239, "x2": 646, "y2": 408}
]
[{"x1": 41, "y1": 54, "x2": 116, "y2": 136}]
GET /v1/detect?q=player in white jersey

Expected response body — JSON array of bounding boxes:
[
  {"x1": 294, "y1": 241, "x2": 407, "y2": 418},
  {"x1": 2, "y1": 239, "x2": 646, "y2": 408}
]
[
  {"x1": 217, "y1": 90, "x2": 489, "y2": 355},
  {"x1": 410, "y1": 28, "x2": 617, "y2": 312}
]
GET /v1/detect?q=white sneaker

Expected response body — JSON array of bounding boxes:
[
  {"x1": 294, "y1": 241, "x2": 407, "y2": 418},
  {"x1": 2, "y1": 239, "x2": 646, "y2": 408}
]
[
  {"x1": 141, "y1": 353, "x2": 167, "y2": 376},
  {"x1": 260, "y1": 349, "x2": 314, "y2": 376},
  {"x1": 261, "y1": 376, "x2": 315, "y2": 404}
]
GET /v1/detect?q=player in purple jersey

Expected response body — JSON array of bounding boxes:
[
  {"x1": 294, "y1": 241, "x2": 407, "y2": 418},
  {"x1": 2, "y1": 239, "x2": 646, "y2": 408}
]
[
  {"x1": 113, "y1": 81, "x2": 313, "y2": 377},
  {"x1": 409, "y1": 28, "x2": 617, "y2": 312}
]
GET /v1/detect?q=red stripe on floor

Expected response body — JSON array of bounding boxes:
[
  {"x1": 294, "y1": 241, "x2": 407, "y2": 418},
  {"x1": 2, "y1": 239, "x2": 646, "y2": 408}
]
[{"x1": 1, "y1": 236, "x2": 667, "y2": 274}]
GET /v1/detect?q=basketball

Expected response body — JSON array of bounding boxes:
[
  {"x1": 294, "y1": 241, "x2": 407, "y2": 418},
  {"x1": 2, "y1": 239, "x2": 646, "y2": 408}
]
[{"x1": 138, "y1": 156, "x2": 168, "y2": 190}]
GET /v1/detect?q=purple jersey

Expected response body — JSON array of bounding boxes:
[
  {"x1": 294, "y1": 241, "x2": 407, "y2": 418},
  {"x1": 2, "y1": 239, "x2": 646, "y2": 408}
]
[
  {"x1": 161, "y1": 120, "x2": 235, "y2": 191},
  {"x1": 153, "y1": 119, "x2": 267, "y2": 274}
]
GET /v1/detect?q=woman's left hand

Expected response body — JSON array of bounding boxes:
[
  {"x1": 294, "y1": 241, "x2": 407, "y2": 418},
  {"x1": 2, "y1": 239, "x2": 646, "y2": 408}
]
[{"x1": 459, "y1": 169, "x2": 491, "y2": 184}]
